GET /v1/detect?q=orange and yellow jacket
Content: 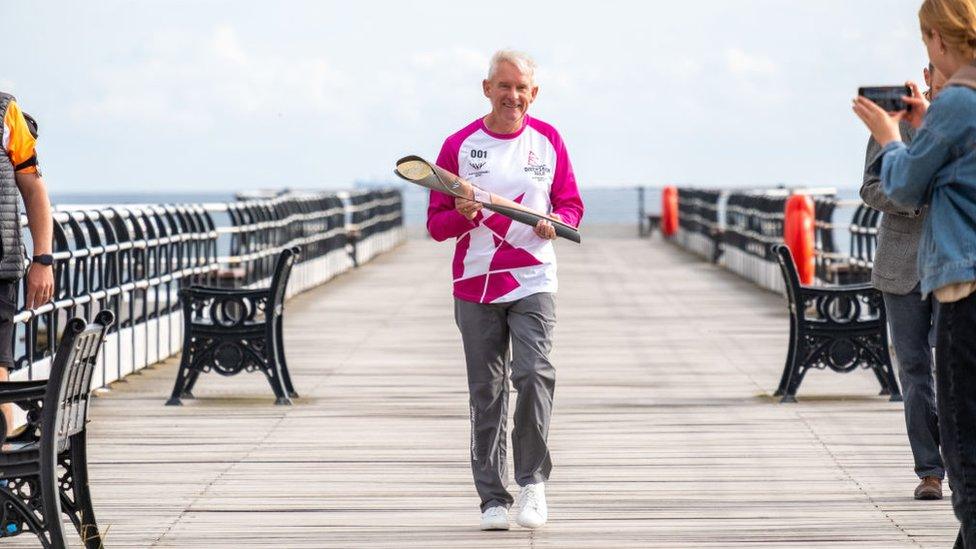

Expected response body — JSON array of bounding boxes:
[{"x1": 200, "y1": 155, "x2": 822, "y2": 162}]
[{"x1": 2, "y1": 100, "x2": 38, "y2": 174}]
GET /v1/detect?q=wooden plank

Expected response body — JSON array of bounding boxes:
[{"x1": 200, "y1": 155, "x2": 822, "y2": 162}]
[{"x1": 4, "y1": 227, "x2": 958, "y2": 547}]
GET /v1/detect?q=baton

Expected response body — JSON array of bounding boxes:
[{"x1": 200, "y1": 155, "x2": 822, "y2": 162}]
[{"x1": 394, "y1": 155, "x2": 581, "y2": 243}]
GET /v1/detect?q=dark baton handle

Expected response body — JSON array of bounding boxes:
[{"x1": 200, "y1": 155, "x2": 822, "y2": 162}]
[{"x1": 485, "y1": 203, "x2": 581, "y2": 243}]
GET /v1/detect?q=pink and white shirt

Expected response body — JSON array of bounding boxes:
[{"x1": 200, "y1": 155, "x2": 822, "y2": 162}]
[{"x1": 427, "y1": 115, "x2": 584, "y2": 304}]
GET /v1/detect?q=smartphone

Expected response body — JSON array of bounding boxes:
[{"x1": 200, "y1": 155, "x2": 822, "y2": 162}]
[{"x1": 858, "y1": 86, "x2": 912, "y2": 113}]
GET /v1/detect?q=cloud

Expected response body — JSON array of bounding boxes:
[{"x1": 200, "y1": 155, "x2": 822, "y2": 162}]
[
  {"x1": 27, "y1": 0, "x2": 927, "y2": 192},
  {"x1": 385, "y1": 47, "x2": 492, "y2": 125},
  {"x1": 411, "y1": 48, "x2": 487, "y2": 75},
  {"x1": 68, "y1": 26, "x2": 498, "y2": 140},
  {"x1": 212, "y1": 24, "x2": 248, "y2": 66},
  {"x1": 70, "y1": 24, "x2": 358, "y2": 130},
  {"x1": 725, "y1": 48, "x2": 776, "y2": 75}
]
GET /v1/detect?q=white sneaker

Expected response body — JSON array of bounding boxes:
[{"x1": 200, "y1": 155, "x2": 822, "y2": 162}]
[
  {"x1": 515, "y1": 482, "x2": 548, "y2": 528},
  {"x1": 480, "y1": 505, "x2": 509, "y2": 530}
]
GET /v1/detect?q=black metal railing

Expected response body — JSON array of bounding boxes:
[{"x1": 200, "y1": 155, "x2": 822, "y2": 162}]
[
  {"x1": 675, "y1": 188, "x2": 724, "y2": 260},
  {"x1": 722, "y1": 191, "x2": 788, "y2": 263},
  {"x1": 9, "y1": 189, "x2": 404, "y2": 386},
  {"x1": 846, "y1": 203, "x2": 882, "y2": 278},
  {"x1": 665, "y1": 187, "x2": 867, "y2": 293},
  {"x1": 346, "y1": 189, "x2": 406, "y2": 265},
  {"x1": 677, "y1": 188, "x2": 722, "y2": 236},
  {"x1": 812, "y1": 197, "x2": 839, "y2": 282}
]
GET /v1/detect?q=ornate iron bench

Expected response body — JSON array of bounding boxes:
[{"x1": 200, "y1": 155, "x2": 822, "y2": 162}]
[
  {"x1": 167, "y1": 247, "x2": 299, "y2": 406},
  {"x1": 0, "y1": 310, "x2": 114, "y2": 548},
  {"x1": 772, "y1": 244, "x2": 901, "y2": 403}
]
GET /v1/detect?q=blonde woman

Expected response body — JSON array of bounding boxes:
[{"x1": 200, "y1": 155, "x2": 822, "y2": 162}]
[{"x1": 854, "y1": 0, "x2": 976, "y2": 544}]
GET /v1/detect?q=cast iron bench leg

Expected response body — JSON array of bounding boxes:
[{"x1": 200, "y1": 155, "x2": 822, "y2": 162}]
[
  {"x1": 41, "y1": 451, "x2": 72, "y2": 548},
  {"x1": 264, "y1": 364, "x2": 292, "y2": 406},
  {"x1": 65, "y1": 433, "x2": 103, "y2": 548},
  {"x1": 774, "y1": 317, "x2": 799, "y2": 397},
  {"x1": 166, "y1": 352, "x2": 194, "y2": 406},
  {"x1": 780, "y1": 366, "x2": 806, "y2": 403},
  {"x1": 276, "y1": 317, "x2": 298, "y2": 398},
  {"x1": 182, "y1": 369, "x2": 202, "y2": 399}
]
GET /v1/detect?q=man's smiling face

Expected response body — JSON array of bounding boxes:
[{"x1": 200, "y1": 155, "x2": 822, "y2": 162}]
[{"x1": 483, "y1": 60, "x2": 538, "y2": 131}]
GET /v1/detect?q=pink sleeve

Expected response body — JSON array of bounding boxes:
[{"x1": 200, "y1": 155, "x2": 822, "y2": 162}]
[
  {"x1": 549, "y1": 134, "x2": 584, "y2": 228},
  {"x1": 426, "y1": 139, "x2": 480, "y2": 242}
]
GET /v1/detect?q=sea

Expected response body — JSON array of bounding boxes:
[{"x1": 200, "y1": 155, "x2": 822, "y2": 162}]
[
  {"x1": 49, "y1": 185, "x2": 863, "y2": 252},
  {"x1": 50, "y1": 186, "x2": 650, "y2": 225}
]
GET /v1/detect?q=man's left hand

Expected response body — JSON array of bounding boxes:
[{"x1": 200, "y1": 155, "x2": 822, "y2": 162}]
[
  {"x1": 534, "y1": 214, "x2": 562, "y2": 240},
  {"x1": 25, "y1": 264, "x2": 53, "y2": 309}
]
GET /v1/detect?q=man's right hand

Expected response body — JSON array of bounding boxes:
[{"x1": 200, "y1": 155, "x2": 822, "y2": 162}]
[
  {"x1": 455, "y1": 197, "x2": 483, "y2": 221},
  {"x1": 901, "y1": 80, "x2": 929, "y2": 129},
  {"x1": 25, "y1": 263, "x2": 54, "y2": 309}
]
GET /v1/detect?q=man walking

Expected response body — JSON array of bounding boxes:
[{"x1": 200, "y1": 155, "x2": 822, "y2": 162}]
[{"x1": 426, "y1": 49, "x2": 584, "y2": 530}]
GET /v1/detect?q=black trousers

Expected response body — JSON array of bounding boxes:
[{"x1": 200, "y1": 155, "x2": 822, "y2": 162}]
[
  {"x1": 884, "y1": 287, "x2": 943, "y2": 479},
  {"x1": 0, "y1": 281, "x2": 16, "y2": 367},
  {"x1": 936, "y1": 292, "x2": 976, "y2": 548}
]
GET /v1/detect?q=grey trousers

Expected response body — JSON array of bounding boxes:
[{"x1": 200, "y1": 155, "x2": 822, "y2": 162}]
[
  {"x1": 454, "y1": 292, "x2": 556, "y2": 511},
  {"x1": 884, "y1": 286, "x2": 944, "y2": 479}
]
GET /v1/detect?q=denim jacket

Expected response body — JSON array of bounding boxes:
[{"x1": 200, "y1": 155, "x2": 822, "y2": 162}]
[{"x1": 872, "y1": 64, "x2": 976, "y2": 297}]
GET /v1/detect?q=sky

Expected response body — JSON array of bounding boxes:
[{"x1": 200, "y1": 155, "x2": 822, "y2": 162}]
[{"x1": 1, "y1": 0, "x2": 930, "y2": 193}]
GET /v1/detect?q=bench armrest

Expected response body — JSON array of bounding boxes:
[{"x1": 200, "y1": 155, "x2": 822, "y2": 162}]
[
  {"x1": 180, "y1": 286, "x2": 270, "y2": 301},
  {"x1": 0, "y1": 379, "x2": 47, "y2": 445},
  {"x1": 0, "y1": 381, "x2": 47, "y2": 446},
  {"x1": 796, "y1": 284, "x2": 876, "y2": 300},
  {"x1": 0, "y1": 380, "x2": 47, "y2": 403},
  {"x1": 800, "y1": 282, "x2": 874, "y2": 292}
]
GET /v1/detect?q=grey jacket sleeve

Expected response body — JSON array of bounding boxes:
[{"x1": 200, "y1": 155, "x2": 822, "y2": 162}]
[{"x1": 859, "y1": 132, "x2": 919, "y2": 217}]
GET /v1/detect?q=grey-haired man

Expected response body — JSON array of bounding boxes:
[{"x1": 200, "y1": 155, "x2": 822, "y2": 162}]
[{"x1": 427, "y1": 50, "x2": 584, "y2": 530}]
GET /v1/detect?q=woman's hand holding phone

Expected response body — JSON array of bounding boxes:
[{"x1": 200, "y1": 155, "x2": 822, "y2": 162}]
[
  {"x1": 853, "y1": 80, "x2": 930, "y2": 145},
  {"x1": 853, "y1": 95, "x2": 904, "y2": 146}
]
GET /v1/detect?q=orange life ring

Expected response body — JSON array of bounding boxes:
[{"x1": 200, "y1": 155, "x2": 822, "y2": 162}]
[
  {"x1": 783, "y1": 194, "x2": 815, "y2": 285},
  {"x1": 661, "y1": 186, "x2": 678, "y2": 237}
]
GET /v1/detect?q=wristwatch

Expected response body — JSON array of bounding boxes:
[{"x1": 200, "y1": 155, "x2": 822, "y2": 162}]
[{"x1": 32, "y1": 254, "x2": 54, "y2": 266}]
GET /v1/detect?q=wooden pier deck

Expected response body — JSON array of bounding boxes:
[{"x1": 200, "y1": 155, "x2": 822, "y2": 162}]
[{"x1": 14, "y1": 227, "x2": 960, "y2": 548}]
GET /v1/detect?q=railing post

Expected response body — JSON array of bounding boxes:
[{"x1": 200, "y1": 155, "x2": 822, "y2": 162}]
[{"x1": 637, "y1": 186, "x2": 646, "y2": 237}]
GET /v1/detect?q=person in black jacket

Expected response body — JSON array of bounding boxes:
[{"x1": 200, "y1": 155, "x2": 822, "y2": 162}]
[{"x1": 860, "y1": 65, "x2": 947, "y2": 501}]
